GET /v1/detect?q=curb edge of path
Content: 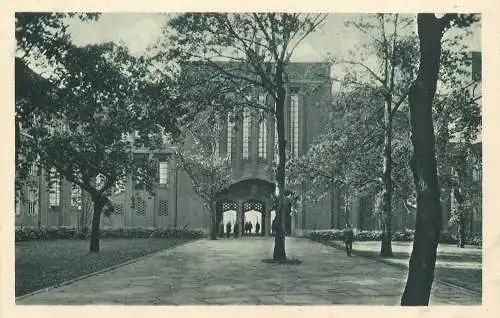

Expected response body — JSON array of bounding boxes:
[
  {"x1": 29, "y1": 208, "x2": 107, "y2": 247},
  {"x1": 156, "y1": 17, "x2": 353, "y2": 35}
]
[
  {"x1": 309, "y1": 237, "x2": 482, "y2": 298},
  {"x1": 15, "y1": 238, "x2": 201, "y2": 303}
]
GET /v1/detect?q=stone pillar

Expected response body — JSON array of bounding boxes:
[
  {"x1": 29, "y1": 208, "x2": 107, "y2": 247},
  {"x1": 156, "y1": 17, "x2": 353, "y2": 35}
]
[{"x1": 237, "y1": 200, "x2": 243, "y2": 236}]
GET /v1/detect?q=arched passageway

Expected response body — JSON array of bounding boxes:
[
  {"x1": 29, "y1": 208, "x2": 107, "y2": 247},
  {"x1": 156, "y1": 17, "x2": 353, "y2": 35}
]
[{"x1": 242, "y1": 200, "x2": 264, "y2": 236}]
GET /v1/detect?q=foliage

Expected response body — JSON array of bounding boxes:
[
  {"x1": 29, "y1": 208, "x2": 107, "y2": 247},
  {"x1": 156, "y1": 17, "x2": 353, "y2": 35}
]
[
  {"x1": 400, "y1": 13, "x2": 480, "y2": 306},
  {"x1": 287, "y1": 87, "x2": 384, "y2": 202},
  {"x1": 15, "y1": 13, "x2": 99, "y2": 189},
  {"x1": 176, "y1": 106, "x2": 232, "y2": 208},
  {"x1": 308, "y1": 229, "x2": 481, "y2": 245},
  {"x1": 164, "y1": 13, "x2": 326, "y2": 259},
  {"x1": 15, "y1": 226, "x2": 204, "y2": 242}
]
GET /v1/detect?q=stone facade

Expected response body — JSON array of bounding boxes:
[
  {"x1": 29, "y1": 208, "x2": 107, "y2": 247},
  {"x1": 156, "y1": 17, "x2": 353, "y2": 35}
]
[{"x1": 15, "y1": 60, "x2": 482, "y2": 236}]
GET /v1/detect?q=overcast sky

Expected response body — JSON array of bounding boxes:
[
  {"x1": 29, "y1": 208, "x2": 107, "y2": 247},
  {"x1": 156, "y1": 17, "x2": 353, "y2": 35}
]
[{"x1": 68, "y1": 13, "x2": 481, "y2": 62}]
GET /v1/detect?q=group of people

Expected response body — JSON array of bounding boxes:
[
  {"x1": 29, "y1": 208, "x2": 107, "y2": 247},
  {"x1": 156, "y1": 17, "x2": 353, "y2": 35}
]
[
  {"x1": 244, "y1": 221, "x2": 260, "y2": 234},
  {"x1": 220, "y1": 220, "x2": 261, "y2": 237}
]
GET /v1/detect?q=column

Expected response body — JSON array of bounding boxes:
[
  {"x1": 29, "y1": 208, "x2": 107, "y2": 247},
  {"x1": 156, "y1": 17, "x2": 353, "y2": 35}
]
[{"x1": 237, "y1": 200, "x2": 243, "y2": 236}]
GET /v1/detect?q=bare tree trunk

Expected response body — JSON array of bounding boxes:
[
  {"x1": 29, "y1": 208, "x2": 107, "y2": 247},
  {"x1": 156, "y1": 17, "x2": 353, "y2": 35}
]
[
  {"x1": 401, "y1": 14, "x2": 444, "y2": 306},
  {"x1": 457, "y1": 212, "x2": 466, "y2": 248},
  {"x1": 273, "y1": 80, "x2": 287, "y2": 261},
  {"x1": 89, "y1": 195, "x2": 106, "y2": 253},
  {"x1": 381, "y1": 112, "x2": 394, "y2": 257}
]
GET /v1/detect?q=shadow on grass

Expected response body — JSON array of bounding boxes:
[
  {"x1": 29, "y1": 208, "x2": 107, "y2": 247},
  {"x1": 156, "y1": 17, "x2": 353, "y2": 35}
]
[
  {"x1": 261, "y1": 258, "x2": 302, "y2": 265},
  {"x1": 310, "y1": 238, "x2": 482, "y2": 294}
]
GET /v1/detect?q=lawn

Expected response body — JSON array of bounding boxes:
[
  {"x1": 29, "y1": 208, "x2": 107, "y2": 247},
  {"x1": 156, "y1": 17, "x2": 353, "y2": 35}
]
[
  {"x1": 15, "y1": 237, "x2": 194, "y2": 297},
  {"x1": 315, "y1": 240, "x2": 482, "y2": 293}
]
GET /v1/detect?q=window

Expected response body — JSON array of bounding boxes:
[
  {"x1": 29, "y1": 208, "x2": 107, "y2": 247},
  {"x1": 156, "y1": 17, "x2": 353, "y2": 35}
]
[
  {"x1": 29, "y1": 162, "x2": 38, "y2": 176},
  {"x1": 259, "y1": 118, "x2": 267, "y2": 159},
  {"x1": 290, "y1": 94, "x2": 299, "y2": 157},
  {"x1": 159, "y1": 200, "x2": 169, "y2": 216},
  {"x1": 49, "y1": 168, "x2": 60, "y2": 207},
  {"x1": 258, "y1": 95, "x2": 267, "y2": 160},
  {"x1": 274, "y1": 125, "x2": 278, "y2": 161},
  {"x1": 159, "y1": 161, "x2": 168, "y2": 185},
  {"x1": 71, "y1": 183, "x2": 82, "y2": 209},
  {"x1": 27, "y1": 187, "x2": 38, "y2": 215},
  {"x1": 227, "y1": 112, "x2": 235, "y2": 160},
  {"x1": 243, "y1": 107, "x2": 250, "y2": 159}
]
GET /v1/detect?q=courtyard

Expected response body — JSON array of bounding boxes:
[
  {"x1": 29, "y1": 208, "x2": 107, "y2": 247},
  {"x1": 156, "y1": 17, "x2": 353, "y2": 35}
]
[{"x1": 16, "y1": 237, "x2": 481, "y2": 305}]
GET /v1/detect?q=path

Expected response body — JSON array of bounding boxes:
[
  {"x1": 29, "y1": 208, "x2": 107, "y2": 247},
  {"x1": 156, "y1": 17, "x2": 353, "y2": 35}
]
[{"x1": 17, "y1": 237, "x2": 480, "y2": 305}]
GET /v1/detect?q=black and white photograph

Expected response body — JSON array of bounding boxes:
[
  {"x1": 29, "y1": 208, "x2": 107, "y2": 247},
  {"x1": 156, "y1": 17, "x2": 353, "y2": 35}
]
[{"x1": 11, "y1": 11, "x2": 486, "y2": 307}]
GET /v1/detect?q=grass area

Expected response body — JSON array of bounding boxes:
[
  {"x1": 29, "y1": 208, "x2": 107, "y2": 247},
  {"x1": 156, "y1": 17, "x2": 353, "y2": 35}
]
[
  {"x1": 16, "y1": 237, "x2": 194, "y2": 297},
  {"x1": 314, "y1": 239, "x2": 482, "y2": 293}
]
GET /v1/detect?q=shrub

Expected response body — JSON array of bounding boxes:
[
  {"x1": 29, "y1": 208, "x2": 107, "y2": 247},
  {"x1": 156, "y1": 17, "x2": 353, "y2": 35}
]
[
  {"x1": 308, "y1": 229, "x2": 481, "y2": 246},
  {"x1": 15, "y1": 227, "x2": 204, "y2": 242}
]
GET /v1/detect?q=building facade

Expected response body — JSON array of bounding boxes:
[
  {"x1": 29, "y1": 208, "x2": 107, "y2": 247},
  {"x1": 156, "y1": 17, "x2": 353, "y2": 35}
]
[{"x1": 15, "y1": 59, "x2": 482, "y2": 236}]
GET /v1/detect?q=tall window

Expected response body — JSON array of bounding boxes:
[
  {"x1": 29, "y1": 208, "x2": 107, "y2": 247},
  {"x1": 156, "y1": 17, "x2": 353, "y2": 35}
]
[
  {"x1": 258, "y1": 95, "x2": 267, "y2": 160},
  {"x1": 49, "y1": 168, "x2": 60, "y2": 207},
  {"x1": 227, "y1": 112, "x2": 235, "y2": 160},
  {"x1": 29, "y1": 162, "x2": 38, "y2": 176},
  {"x1": 242, "y1": 107, "x2": 250, "y2": 159},
  {"x1": 159, "y1": 161, "x2": 168, "y2": 185},
  {"x1": 259, "y1": 118, "x2": 267, "y2": 159},
  {"x1": 290, "y1": 94, "x2": 299, "y2": 157},
  {"x1": 274, "y1": 125, "x2": 278, "y2": 161}
]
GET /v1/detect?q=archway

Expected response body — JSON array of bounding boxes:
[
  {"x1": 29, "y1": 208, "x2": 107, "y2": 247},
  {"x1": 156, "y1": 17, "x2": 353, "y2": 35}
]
[
  {"x1": 242, "y1": 200, "x2": 264, "y2": 236},
  {"x1": 218, "y1": 201, "x2": 238, "y2": 237}
]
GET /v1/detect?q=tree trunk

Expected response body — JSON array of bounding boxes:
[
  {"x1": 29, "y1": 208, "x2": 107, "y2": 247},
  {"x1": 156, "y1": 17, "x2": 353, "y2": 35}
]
[
  {"x1": 401, "y1": 14, "x2": 444, "y2": 306},
  {"x1": 380, "y1": 113, "x2": 393, "y2": 257},
  {"x1": 89, "y1": 196, "x2": 106, "y2": 253},
  {"x1": 273, "y1": 78, "x2": 287, "y2": 261},
  {"x1": 458, "y1": 211, "x2": 466, "y2": 248}
]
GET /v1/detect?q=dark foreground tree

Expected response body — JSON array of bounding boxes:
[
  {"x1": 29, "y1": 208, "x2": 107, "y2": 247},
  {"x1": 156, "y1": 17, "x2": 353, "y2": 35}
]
[
  {"x1": 15, "y1": 12, "x2": 99, "y2": 193},
  {"x1": 17, "y1": 42, "x2": 179, "y2": 253},
  {"x1": 165, "y1": 13, "x2": 326, "y2": 261},
  {"x1": 401, "y1": 13, "x2": 479, "y2": 306}
]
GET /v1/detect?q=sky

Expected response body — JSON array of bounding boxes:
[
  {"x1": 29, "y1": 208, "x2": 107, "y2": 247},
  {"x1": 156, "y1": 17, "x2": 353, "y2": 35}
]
[{"x1": 68, "y1": 13, "x2": 481, "y2": 61}]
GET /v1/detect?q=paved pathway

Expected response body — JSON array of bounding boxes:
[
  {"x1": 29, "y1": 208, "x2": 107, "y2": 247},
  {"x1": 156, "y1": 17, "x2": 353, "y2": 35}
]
[{"x1": 17, "y1": 237, "x2": 481, "y2": 305}]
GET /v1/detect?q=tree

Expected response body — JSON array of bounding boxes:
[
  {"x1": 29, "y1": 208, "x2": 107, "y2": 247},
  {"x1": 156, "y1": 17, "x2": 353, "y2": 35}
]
[
  {"x1": 287, "y1": 87, "x2": 384, "y2": 222},
  {"x1": 165, "y1": 13, "x2": 326, "y2": 261},
  {"x1": 400, "y1": 13, "x2": 479, "y2": 306},
  {"x1": 17, "y1": 41, "x2": 179, "y2": 252},
  {"x1": 176, "y1": 107, "x2": 232, "y2": 240},
  {"x1": 15, "y1": 13, "x2": 100, "y2": 193},
  {"x1": 329, "y1": 14, "x2": 419, "y2": 256}
]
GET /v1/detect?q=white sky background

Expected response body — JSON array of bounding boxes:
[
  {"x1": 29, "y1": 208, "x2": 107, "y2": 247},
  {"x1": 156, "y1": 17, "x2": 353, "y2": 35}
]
[{"x1": 68, "y1": 13, "x2": 481, "y2": 62}]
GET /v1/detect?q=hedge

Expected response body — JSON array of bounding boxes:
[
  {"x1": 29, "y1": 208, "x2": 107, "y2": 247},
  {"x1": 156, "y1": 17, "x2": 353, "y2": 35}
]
[
  {"x1": 15, "y1": 227, "x2": 205, "y2": 242},
  {"x1": 308, "y1": 229, "x2": 481, "y2": 246}
]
